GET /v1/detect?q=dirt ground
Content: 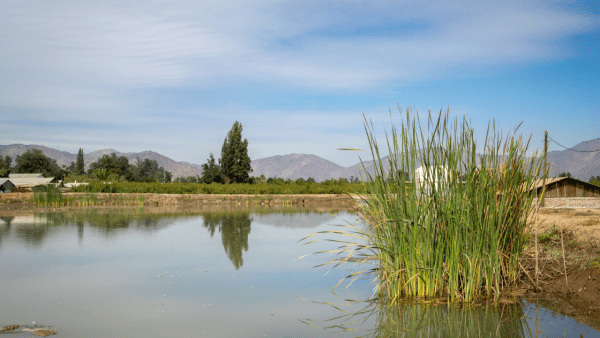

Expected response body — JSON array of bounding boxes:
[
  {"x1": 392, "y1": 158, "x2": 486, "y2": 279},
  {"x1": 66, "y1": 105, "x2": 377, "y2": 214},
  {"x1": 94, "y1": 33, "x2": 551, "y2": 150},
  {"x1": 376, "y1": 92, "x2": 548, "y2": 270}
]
[
  {"x1": 522, "y1": 208, "x2": 600, "y2": 331},
  {"x1": 532, "y1": 208, "x2": 600, "y2": 249}
]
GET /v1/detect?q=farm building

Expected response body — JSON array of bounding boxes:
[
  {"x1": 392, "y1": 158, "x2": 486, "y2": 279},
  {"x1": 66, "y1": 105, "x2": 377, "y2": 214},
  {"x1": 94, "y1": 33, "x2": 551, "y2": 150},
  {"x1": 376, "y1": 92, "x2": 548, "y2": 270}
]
[
  {"x1": 414, "y1": 166, "x2": 451, "y2": 196},
  {"x1": 9, "y1": 173, "x2": 45, "y2": 179},
  {"x1": 4, "y1": 174, "x2": 55, "y2": 191},
  {"x1": 0, "y1": 179, "x2": 15, "y2": 193},
  {"x1": 533, "y1": 177, "x2": 600, "y2": 198}
]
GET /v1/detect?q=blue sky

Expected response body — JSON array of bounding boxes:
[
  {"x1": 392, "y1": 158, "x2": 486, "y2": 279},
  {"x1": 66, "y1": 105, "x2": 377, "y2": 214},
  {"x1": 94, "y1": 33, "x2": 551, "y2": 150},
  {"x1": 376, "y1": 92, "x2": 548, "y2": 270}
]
[{"x1": 1, "y1": 0, "x2": 598, "y2": 167}]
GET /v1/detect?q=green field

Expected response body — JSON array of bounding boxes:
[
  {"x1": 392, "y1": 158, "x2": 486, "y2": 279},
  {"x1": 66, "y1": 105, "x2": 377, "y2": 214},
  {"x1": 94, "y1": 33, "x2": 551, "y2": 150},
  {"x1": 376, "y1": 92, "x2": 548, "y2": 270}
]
[{"x1": 69, "y1": 181, "x2": 364, "y2": 195}]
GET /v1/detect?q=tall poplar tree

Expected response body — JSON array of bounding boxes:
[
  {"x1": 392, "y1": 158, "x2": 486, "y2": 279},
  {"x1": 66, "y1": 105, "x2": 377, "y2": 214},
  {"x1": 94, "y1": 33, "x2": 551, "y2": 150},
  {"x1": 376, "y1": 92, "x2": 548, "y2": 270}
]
[
  {"x1": 75, "y1": 148, "x2": 85, "y2": 175},
  {"x1": 220, "y1": 121, "x2": 252, "y2": 183}
]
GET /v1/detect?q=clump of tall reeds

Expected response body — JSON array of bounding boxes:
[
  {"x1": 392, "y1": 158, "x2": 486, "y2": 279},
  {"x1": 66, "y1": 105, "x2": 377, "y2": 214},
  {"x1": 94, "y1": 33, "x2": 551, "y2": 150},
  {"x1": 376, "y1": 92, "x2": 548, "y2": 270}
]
[
  {"x1": 318, "y1": 108, "x2": 544, "y2": 303},
  {"x1": 33, "y1": 184, "x2": 64, "y2": 207}
]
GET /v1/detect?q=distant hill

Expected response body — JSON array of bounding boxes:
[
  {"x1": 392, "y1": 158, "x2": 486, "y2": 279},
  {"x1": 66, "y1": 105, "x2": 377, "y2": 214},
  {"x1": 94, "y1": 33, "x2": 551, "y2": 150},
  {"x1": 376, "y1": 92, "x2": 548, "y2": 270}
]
[
  {"x1": 547, "y1": 138, "x2": 600, "y2": 181},
  {"x1": 250, "y1": 154, "x2": 351, "y2": 181},
  {"x1": 2, "y1": 138, "x2": 599, "y2": 181},
  {"x1": 0, "y1": 144, "x2": 78, "y2": 167}
]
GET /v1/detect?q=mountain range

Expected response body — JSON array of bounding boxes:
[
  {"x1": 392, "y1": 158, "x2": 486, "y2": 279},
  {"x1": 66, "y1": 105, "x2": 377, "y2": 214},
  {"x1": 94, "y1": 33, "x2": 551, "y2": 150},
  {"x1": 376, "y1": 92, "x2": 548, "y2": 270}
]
[{"x1": 1, "y1": 138, "x2": 599, "y2": 181}]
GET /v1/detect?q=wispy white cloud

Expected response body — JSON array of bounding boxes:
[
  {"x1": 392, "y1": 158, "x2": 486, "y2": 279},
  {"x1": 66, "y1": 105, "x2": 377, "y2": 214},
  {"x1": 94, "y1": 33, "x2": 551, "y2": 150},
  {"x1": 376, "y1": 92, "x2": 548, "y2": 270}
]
[{"x1": 1, "y1": 0, "x2": 598, "y2": 165}]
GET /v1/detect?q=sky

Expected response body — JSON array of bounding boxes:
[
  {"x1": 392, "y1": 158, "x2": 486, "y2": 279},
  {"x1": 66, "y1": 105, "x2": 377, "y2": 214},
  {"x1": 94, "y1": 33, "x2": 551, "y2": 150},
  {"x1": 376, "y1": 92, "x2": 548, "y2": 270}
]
[{"x1": 1, "y1": 0, "x2": 599, "y2": 167}]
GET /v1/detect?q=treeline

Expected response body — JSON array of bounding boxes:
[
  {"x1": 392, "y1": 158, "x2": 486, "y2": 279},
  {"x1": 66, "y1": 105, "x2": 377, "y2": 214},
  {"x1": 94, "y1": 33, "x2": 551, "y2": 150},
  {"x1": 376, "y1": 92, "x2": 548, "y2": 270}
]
[
  {"x1": 70, "y1": 180, "x2": 363, "y2": 194},
  {"x1": 173, "y1": 175, "x2": 361, "y2": 184},
  {"x1": 0, "y1": 148, "x2": 172, "y2": 183}
]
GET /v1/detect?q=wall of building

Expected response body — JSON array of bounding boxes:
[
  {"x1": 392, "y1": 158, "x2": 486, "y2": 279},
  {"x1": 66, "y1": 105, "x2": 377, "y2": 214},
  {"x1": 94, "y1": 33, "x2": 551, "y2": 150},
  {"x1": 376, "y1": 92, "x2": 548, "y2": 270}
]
[
  {"x1": 544, "y1": 182, "x2": 600, "y2": 198},
  {"x1": 537, "y1": 197, "x2": 600, "y2": 209}
]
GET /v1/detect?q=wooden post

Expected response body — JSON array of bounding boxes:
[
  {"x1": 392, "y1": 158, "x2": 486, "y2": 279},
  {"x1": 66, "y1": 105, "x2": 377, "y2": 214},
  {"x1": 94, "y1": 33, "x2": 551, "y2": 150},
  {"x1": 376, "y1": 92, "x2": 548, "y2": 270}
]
[
  {"x1": 541, "y1": 131, "x2": 548, "y2": 207},
  {"x1": 535, "y1": 130, "x2": 549, "y2": 288}
]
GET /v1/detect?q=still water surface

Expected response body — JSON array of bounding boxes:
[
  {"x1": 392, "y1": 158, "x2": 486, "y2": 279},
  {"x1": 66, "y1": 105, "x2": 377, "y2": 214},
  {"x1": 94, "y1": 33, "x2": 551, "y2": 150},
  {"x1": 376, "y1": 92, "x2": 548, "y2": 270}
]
[{"x1": 0, "y1": 208, "x2": 598, "y2": 337}]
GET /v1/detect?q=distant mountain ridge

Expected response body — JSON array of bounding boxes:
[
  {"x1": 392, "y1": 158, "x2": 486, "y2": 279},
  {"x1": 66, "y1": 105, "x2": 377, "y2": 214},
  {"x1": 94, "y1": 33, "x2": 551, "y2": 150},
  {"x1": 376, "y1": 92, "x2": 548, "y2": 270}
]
[
  {"x1": 1, "y1": 138, "x2": 599, "y2": 181},
  {"x1": 0, "y1": 145, "x2": 203, "y2": 179},
  {"x1": 546, "y1": 138, "x2": 600, "y2": 181}
]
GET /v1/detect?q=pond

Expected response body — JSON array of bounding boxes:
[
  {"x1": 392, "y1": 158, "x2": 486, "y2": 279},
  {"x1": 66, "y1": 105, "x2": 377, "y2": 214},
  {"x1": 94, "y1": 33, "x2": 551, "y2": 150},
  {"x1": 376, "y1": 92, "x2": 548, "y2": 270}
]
[{"x1": 0, "y1": 207, "x2": 599, "y2": 337}]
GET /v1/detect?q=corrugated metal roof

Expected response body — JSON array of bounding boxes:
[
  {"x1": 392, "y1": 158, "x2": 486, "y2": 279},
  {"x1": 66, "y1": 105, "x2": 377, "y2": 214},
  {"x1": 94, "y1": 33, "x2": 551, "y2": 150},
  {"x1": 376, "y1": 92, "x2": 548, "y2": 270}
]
[
  {"x1": 532, "y1": 177, "x2": 567, "y2": 190},
  {"x1": 9, "y1": 177, "x2": 54, "y2": 187},
  {"x1": 9, "y1": 173, "x2": 45, "y2": 178},
  {"x1": 0, "y1": 179, "x2": 15, "y2": 187}
]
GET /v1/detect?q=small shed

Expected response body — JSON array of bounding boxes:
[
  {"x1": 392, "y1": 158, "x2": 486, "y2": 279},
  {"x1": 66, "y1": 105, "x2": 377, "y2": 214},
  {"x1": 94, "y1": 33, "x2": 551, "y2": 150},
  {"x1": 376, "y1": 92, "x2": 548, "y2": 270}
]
[
  {"x1": 0, "y1": 179, "x2": 15, "y2": 193},
  {"x1": 533, "y1": 177, "x2": 600, "y2": 198}
]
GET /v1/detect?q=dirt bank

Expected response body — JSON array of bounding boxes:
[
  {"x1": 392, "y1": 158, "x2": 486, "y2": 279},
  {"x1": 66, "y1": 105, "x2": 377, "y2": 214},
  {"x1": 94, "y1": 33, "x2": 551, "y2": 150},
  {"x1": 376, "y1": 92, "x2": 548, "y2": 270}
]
[{"x1": 520, "y1": 212, "x2": 600, "y2": 331}]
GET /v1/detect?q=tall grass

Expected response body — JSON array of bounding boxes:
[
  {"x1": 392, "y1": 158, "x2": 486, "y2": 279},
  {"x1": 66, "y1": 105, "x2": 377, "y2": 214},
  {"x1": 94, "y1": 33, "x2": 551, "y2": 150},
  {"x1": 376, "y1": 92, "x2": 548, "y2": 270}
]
[
  {"x1": 314, "y1": 108, "x2": 545, "y2": 303},
  {"x1": 33, "y1": 185, "x2": 64, "y2": 207}
]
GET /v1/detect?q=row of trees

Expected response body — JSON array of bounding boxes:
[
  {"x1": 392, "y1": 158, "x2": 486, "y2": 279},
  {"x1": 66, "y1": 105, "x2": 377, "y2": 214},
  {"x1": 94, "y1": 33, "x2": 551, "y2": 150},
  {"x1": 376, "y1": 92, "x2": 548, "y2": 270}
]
[
  {"x1": 173, "y1": 175, "x2": 358, "y2": 185},
  {"x1": 0, "y1": 148, "x2": 171, "y2": 183},
  {"x1": 86, "y1": 153, "x2": 172, "y2": 183}
]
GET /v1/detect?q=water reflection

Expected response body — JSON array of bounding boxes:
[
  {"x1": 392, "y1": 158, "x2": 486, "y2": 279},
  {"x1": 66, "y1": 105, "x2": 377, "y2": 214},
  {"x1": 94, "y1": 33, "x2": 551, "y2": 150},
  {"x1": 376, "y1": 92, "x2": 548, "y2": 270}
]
[
  {"x1": 0, "y1": 207, "x2": 341, "y2": 270},
  {"x1": 202, "y1": 211, "x2": 252, "y2": 270},
  {"x1": 306, "y1": 295, "x2": 600, "y2": 338},
  {"x1": 370, "y1": 302, "x2": 528, "y2": 337},
  {"x1": 0, "y1": 211, "x2": 186, "y2": 249}
]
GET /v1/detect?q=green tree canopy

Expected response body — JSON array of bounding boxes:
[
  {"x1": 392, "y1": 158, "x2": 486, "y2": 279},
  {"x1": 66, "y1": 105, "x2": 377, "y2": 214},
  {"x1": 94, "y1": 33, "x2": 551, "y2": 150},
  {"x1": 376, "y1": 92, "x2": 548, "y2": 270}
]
[
  {"x1": 0, "y1": 156, "x2": 12, "y2": 177},
  {"x1": 75, "y1": 148, "x2": 85, "y2": 175},
  {"x1": 131, "y1": 158, "x2": 172, "y2": 183},
  {"x1": 220, "y1": 121, "x2": 252, "y2": 183},
  {"x1": 13, "y1": 149, "x2": 63, "y2": 178},
  {"x1": 88, "y1": 153, "x2": 133, "y2": 180},
  {"x1": 200, "y1": 153, "x2": 222, "y2": 183}
]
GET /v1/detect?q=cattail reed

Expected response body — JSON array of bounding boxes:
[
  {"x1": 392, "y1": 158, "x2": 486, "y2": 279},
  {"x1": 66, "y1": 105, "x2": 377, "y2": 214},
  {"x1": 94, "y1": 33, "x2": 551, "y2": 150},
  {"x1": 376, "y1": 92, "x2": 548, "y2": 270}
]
[{"x1": 310, "y1": 108, "x2": 545, "y2": 303}]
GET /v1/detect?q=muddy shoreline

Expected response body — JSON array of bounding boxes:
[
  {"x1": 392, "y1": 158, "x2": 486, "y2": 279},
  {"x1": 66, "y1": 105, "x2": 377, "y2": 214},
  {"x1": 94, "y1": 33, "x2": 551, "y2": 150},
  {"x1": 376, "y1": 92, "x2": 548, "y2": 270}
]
[{"x1": 2, "y1": 193, "x2": 599, "y2": 329}]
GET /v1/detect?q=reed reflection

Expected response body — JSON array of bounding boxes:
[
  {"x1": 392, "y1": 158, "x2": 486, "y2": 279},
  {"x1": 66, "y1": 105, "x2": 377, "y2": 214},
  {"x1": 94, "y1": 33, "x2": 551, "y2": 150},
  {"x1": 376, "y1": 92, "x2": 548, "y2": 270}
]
[
  {"x1": 308, "y1": 298, "x2": 532, "y2": 338},
  {"x1": 372, "y1": 302, "x2": 529, "y2": 338}
]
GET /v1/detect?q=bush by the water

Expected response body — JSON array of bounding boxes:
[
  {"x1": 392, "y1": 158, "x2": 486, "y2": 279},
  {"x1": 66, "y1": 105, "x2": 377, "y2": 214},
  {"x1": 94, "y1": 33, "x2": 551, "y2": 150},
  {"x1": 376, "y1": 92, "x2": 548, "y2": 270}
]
[{"x1": 310, "y1": 108, "x2": 545, "y2": 303}]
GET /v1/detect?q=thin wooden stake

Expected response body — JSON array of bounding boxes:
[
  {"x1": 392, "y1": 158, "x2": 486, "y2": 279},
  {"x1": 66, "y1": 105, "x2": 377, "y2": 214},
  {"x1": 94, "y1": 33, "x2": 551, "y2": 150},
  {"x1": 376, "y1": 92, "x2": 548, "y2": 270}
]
[
  {"x1": 535, "y1": 224, "x2": 539, "y2": 290},
  {"x1": 560, "y1": 224, "x2": 568, "y2": 290}
]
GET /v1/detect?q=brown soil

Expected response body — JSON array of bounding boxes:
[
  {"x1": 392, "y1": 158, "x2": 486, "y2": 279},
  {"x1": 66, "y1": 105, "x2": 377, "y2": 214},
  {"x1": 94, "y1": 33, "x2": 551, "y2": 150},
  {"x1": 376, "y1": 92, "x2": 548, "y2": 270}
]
[
  {"x1": 31, "y1": 329, "x2": 57, "y2": 336},
  {"x1": 532, "y1": 208, "x2": 600, "y2": 249},
  {"x1": 521, "y1": 208, "x2": 600, "y2": 331},
  {"x1": 1, "y1": 325, "x2": 19, "y2": 331}
]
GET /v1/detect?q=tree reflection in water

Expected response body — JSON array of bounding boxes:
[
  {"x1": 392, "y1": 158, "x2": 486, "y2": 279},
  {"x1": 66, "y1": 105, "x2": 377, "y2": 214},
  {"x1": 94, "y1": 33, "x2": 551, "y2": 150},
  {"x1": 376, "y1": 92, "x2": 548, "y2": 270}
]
[
  {"x1": 201, "y1": 211, "x2": 251, "y2": 270},
  {"x1": 0, "y1": 211, "x2": 189, "y2": 248}
]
